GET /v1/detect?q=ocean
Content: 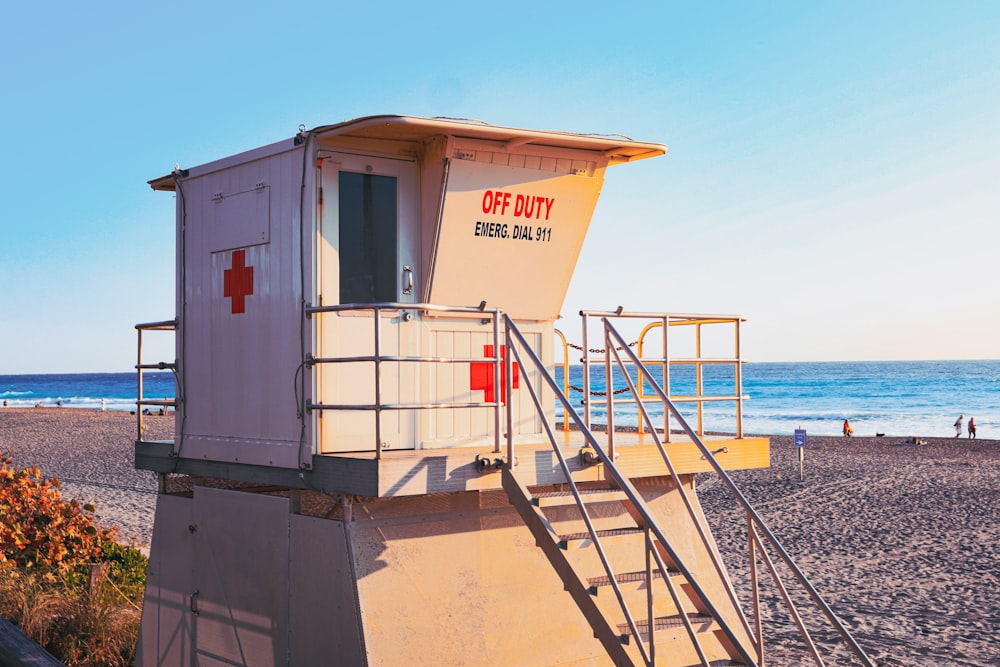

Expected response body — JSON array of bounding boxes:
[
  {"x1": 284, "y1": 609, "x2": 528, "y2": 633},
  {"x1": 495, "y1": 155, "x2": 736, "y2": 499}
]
[
  {"x1": 1, "y1": 360, "x2": 997, "y2": 438},
  {"x1": 0, "y1": 372, "x2": 176, "y2": 413}
]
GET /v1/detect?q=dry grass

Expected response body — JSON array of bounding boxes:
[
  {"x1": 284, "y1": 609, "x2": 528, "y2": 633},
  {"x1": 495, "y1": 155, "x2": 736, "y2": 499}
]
[{"x1": 1, "y1": 450, "x2": 146, "y2": 666}]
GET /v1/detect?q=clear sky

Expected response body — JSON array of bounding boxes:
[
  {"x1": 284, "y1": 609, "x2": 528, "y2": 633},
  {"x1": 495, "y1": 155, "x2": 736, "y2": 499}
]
[{"x1": 1, "y1": 2, "x2": 997, "y2": 373}]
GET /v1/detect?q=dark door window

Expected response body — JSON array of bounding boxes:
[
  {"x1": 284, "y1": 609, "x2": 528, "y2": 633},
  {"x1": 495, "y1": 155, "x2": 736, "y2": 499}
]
[{"x1": 339, "y1": 172, "x2": 397, "y2": 303}]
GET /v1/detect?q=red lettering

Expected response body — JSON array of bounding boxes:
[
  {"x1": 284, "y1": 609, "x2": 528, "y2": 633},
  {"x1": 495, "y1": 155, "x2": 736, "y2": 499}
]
[
  {"x1": 482, "y1": 190, "x2": 555, "y2": 220},
  {"x1": 542, "y1": 197, "x2": 554, "y2": 220}
]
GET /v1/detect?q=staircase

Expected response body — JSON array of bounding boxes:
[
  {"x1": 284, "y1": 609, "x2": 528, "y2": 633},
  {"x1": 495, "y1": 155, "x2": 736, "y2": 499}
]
[
  {"x1": 497, "y1": 312, "x2": 876, "y2": 667},
  {"x1": 502, "y1": 468, "x2": 754, "y2": 667}
]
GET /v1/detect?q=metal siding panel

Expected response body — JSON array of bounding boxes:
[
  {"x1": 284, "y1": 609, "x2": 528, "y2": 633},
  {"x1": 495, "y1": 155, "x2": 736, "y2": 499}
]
[
  {"x1": 137, "y1": 495, "x2": 194, "y2": 667},
  {"x1": 456, "y1": 330, "x2": 475, "y2": 439},
  {"x1": 420, "y1": 323, "x2": 552, "y2": 449},
  {"x1": 513, "y1": 331, "x2": 543, "y2": 437},
  {"x1": 208, "y1": 186, "x2": 270, "y2": 252},
  {"x1": 431, "y1": 330, "x2": 455, "y2": 439},
  {"x1": 289, "y1": 515, "x2": 365, "y2": 664},
  {"x1": 192, "y1": 488, "x2": 290, "y2": 666},
  {"x1": 178, "y1": 148, "x2": 306, "y2": 468}
]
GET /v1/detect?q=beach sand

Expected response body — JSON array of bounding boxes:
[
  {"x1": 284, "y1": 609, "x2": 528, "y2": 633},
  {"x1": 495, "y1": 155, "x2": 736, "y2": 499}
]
[
  {"x1": 0, "y1": 409, "x2": 996, "y2": 665},
  {"x1": 0, "y1": 408, "x2": 171, "y2": 549},
  {"x1": 699, "y1": 434, "x2": 999, "y2": 666}
]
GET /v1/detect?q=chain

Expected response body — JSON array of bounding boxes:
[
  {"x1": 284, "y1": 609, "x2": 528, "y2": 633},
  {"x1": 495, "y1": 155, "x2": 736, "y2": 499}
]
[
  {"x1": 562, "y1": 339, "x2": 639, "y2": 395},
  {"x1": 567, "y1": 385, "x2": 633, "y2": 396},
  {"x1": 566, "y1": 341, "x2": 638, "y2": 354}
]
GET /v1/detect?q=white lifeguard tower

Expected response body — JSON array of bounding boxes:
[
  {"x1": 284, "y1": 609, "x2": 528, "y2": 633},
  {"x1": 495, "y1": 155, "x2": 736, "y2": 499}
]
[{"x1": 135, "y1": 115, "x2": 874, "y2": 666}]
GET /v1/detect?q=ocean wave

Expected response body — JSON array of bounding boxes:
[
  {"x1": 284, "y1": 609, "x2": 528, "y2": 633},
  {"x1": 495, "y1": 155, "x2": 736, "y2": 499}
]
[{"x1": 0, "y1": 396, "x2": 155, "y2": 411}]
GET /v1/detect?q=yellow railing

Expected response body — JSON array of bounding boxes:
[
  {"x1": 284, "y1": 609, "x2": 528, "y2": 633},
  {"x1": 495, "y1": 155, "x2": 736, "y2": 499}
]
[{"x1": 556, "y1": 310, "x2": 745, "y2": 439}]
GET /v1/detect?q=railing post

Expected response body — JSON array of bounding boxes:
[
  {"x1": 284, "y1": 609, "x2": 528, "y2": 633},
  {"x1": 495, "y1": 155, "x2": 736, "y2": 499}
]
[
  {"x1": 604, "y1": 321, "x2": 615, "y2": 462},
  {"x1": 581, "y1": 312, "x2": 591, "y2": 430},
  {"x1": 749, "y1": 510, "x2": 764, "y2": 665},
  {"x1": 662, "y1": 315, "x2": 670, "y2": 443},
  {"x1": 645, "y1": 527, "x2": 655, "y2": 665},
  {"x1": 553, "y1": 329, "x2": 570, "y2": 433},
  {"x1": 496, "y1": 310, "x2": 505, "y2": 455},
  {"x1": 695, "y1": 322, "x2": 704, "y2": 436},
  {"x1": 136, "y1": 327, "x2": 144, "y2": 441},
  {"x1": 735, "y1": 318, "x2": 744, "y2": 438},
  {"x1": 373, "y1": 307, "x2": 382, "y2": 460}
]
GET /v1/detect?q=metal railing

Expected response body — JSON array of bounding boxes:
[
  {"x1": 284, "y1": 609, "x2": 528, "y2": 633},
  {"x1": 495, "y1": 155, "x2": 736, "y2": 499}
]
[
  {"x1": 134, "y1": 319, "x2": 178, "y2": 441},
  {"x1": 556, "y1": 310, "x2": 745, "y2": 440},
  {"x1": 505, "y1": 313, "x2": 875, "y2": 666},
  {"x1": 304, "y1": 302, "x2": 505, "y2": 459},
  {"x1": 504, "y1": 315, "x2": 753, "y2": 666}
]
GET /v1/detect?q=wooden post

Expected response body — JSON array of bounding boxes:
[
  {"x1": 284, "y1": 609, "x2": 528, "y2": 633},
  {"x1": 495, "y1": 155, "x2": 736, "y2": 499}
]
[{"x1": 88, "y1": 562, "x2": 109, "y2": 599}]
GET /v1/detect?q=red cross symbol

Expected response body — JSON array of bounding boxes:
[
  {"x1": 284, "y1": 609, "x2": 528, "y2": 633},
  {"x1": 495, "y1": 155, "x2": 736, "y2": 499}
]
[
  {"x1": 223, "y1": 249, "x2": 254, "y2": 314},
  {"x1": 470, "y1": 345, "x2": 519, "y2": 405}
]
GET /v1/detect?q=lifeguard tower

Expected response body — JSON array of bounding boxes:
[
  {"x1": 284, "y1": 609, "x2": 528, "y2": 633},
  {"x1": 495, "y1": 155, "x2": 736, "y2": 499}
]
[{"x1": 135, "y1": 116, "x2": 874, "y2": 666}]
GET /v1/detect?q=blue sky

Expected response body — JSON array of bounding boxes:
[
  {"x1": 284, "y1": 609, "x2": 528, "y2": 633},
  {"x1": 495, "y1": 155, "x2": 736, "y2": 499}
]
[{"x1": 1, "y1": 2, "x2": 998, "y2": 372}]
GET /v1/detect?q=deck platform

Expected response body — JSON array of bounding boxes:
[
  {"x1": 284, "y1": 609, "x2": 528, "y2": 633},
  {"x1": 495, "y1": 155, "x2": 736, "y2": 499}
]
[{"x1": 136, "y1": 432, "x2": 769, "y2": 498}]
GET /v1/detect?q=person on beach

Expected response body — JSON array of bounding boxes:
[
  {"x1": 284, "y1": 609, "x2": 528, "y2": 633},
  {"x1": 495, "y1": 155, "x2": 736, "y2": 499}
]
[
  {"x1": 968, "y1": 417, "x2": 976, "y2": 439},
  {"x1": 843, "y1": 419, "x2": 854, "y2": 437},
  {"x1": 954, "y1": 415, "x2": 963, "y2": 438}
]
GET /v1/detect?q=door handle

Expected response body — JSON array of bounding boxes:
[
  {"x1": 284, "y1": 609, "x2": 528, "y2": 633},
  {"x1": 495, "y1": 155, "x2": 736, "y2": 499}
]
[{"x1": 402, "y1": 266, "x2": 413, "y2": 295}]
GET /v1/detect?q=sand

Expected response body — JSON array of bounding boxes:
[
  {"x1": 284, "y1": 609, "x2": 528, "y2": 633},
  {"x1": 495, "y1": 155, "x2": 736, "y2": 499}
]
[
  {"x1": 699, "y1": 434, "x2": 999, "y2": 666},
  {"x1": 0, "y1": 409, "x2": 996, "y2": 665},
  {"x1": 0, "y1": 408, "x2": 171, "y2": 549}
]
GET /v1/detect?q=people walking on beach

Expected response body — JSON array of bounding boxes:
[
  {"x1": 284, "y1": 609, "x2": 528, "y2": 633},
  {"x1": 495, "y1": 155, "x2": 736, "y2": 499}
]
[
  {"x1": 843, "y1": 419, "x2": 854, "y2": 437},
  {"x1": 968, "y1": 417, "x2": 976, "y2": 439},
  {"x1": 954, "y1": 415, "x2": 963, "y2": 438}
]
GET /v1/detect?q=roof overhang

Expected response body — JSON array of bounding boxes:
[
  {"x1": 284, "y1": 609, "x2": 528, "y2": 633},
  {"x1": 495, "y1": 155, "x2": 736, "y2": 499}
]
[
  {"x1": 311, "y1": 114, "x2": 666, "y2": 163},
  {"x1": 149, "y1": 114, "x2": 667, "y2": 191}
]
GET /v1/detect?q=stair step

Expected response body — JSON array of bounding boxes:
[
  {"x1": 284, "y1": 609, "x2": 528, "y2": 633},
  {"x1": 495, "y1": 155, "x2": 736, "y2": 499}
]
[
  {"x1": 559, "y1": 526, "x2": 644, "y2": 549},
  {"x1": 532, "y1": 486, "x2": 627, "y2": 508},
  {"x1": 618, "y1": 612, "x2": 716, "y2": 636},
  {"x1": 587, "y1": 569, "x2": 679, "y2": 595}
]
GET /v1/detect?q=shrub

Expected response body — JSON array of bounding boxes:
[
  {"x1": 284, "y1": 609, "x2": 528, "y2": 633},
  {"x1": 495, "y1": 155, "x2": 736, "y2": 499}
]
[
  {"x1": 0, "y1": 452, "x2": 116, "y2": 577},
  {"x1": 0, "y1": 452, "x2": 147, "y2": 666}
]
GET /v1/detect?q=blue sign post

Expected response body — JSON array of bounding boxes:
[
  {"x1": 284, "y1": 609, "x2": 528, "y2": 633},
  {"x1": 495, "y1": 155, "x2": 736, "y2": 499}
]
[{"x1": 794, "y1": 428, "x2": 806, "y2": 480}]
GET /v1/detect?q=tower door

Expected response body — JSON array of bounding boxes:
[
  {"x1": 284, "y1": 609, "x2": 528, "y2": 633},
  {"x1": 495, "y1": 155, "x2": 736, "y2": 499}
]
[{"x1": 317, "y1": 153, "x2": 419, "y2": 452}]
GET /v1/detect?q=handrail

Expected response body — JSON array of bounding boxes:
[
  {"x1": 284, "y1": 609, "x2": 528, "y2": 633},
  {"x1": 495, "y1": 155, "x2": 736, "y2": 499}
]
[
  {"x1": 304, "y1": 301, "x2": 495, "y2": 316},
  {"x1": 604, "y1": 319, "x2": 876, "y2": 666},
  {"x1": 604, "y1": 325, "x2": 760, "y2": 654},
  {"x1": 305, "y1": 302, "x2": 505, "y2": 458},
  {"x1": 134, "y1": 319, "x2": 178, "y2": 442},
  {"x1": 503, "y1": 314, "x2": 756, "y2": 667}
]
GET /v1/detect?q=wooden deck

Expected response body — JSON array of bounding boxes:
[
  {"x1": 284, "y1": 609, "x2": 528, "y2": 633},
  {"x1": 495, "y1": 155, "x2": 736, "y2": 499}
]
[{"x1": 136, "y1": 432, "x2": 769, "y2": 498}]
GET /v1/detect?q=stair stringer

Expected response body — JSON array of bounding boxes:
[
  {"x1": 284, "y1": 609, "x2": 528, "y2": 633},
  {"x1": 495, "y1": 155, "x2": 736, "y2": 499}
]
[
  {"x1": 501, "y1": 467, "x2": 637, "y2": 666},
  {"x1": 503, "y1": 467, "x2": 759, "y2": 666}
]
